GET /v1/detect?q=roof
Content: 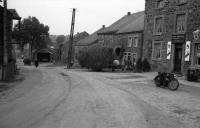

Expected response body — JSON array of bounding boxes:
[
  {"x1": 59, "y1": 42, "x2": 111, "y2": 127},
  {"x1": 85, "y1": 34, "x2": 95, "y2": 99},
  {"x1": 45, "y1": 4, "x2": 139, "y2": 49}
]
[
  {"x1": 98, "y1": 11, "x2": 144, "y2": 34},
  {"x1": 76, "y1": 27, "x2": 105, "y2": 46},
  {"x1": 33, "y1": 48, "x2": 56, "y2": 55},
  {"x1": 8, "y1": 9, "x2": 21, "y2": 20}
]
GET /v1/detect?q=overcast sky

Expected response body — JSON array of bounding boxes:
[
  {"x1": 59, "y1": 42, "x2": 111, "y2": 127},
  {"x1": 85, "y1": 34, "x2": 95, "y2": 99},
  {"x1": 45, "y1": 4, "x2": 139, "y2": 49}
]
[{"x1": 5, "y1": 0, "x2": 145, "y2": 35}]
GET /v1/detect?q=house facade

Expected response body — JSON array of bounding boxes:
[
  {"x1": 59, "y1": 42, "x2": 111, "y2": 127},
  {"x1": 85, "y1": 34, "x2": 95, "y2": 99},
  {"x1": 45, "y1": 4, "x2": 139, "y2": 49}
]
[
  {"x1": 0, "y1": 4, "x2": 21, "y2": 80},
  {"x1": 98, "y1": 11, "x2": 144, "y2": 69},
  {"x1": 143, "y1": 0, "x2": 200, "y2": 74}
]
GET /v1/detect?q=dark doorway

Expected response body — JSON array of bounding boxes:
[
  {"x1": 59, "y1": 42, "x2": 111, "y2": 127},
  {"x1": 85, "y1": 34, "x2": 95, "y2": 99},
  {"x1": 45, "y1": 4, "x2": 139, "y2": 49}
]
[
  {"x1": 115, "y1": 48, "x2": 121, "y2": 56},
  {"x1": 37, "y1": 53, "x2": 51, "y2": 62},
  {"x1": 174, "y1": 44, "x2": 182, "y2": 73}
]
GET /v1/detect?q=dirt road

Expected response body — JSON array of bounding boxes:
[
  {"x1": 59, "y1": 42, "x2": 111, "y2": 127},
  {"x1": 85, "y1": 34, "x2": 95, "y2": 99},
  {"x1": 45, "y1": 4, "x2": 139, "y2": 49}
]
[{"x1": 0, "y1": 65, "x2": 195, "y2": 128}]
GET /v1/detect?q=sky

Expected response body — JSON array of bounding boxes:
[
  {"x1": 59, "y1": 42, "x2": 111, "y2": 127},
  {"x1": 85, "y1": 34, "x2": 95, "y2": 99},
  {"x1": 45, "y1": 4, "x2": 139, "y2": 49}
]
[{"x1": 4, "y1": 0, "x2": 145, "y2": 35}]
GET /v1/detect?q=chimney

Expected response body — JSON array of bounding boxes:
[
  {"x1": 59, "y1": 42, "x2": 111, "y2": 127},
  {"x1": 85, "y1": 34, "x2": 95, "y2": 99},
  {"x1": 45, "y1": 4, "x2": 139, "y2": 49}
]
[
  {"x1": 127, "y1": 12, "x2": 131, "y2": 16},
  {"x1": 102, "y1": 25, "x2": 105, "y2": 28}
]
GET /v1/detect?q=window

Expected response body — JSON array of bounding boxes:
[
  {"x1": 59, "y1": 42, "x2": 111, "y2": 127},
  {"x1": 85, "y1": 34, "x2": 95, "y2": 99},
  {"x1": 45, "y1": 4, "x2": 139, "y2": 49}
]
[
  {"x1": 133, "y1": 37, "x2": 138, "y2": 47},
  {"x1": 177, "y1": 0, "x2": 187, "y2": 4},
  {"x1": 157, "y1": 0, "x2": 165, "y2": 8},
  {"x1": 154, "y1": 17, "x2": 163, "y2": 35},
  {"x1": 152, "y1": 41, "x2": 162, "y2": 60},
  {"x1": 176, "y1": 14, "x2": 186, "y2": 33},
  {"x1": 128, "y1": 36, "x2": 138, "y2": 47},
  {"x1": 128, "y1": 37, "x2": 132, "y2": 47},
  {"x1": 124, "y1": 52, "x2": 137, "y2": 65}
]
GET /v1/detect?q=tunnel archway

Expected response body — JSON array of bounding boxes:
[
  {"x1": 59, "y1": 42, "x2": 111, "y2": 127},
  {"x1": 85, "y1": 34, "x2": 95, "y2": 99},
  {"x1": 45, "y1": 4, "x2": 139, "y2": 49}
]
[{"x1": 33, "y1": 48, "x2": 56, "y2": 62}]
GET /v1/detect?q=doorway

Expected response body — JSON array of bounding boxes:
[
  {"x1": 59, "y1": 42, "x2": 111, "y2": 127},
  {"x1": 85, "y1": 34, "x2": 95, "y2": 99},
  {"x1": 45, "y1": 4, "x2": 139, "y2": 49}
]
[{"x1": 174, "y1": 44, "x2": 183, "y2": 73}]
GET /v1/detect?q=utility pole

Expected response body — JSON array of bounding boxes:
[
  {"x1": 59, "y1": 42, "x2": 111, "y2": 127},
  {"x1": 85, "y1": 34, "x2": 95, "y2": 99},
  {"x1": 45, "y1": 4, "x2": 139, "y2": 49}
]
[{"x1": 67, "y1": 8, "x2": 76, "y2": 69}]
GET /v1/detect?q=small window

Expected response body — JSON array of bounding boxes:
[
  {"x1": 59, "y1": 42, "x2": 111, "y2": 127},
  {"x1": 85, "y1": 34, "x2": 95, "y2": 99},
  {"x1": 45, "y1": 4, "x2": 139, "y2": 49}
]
[
  {"x1": 128, "y1": 36, "x2": 138, "y2": 48},
  {"x1": 156, "y1": 0, "x2": 165, "y2": 8},
  {"x1": 177, "y1": 0, "x2": 187, "y2": 4},
  {"x1": 128, "y1": 37, "x2": 132, "y2": 47},
  {"x1": 154, "y1": 17, "x2": 163, "y2": 35},
  {"x1": 176, "y1": 14, "x2": 186, "y2": 33},
  {"x1": 152, "y1": 41, "x2": 162, "y2": 60},
  {"x1": 133, "y1": 37, "x2": 138, "y2": 47}
]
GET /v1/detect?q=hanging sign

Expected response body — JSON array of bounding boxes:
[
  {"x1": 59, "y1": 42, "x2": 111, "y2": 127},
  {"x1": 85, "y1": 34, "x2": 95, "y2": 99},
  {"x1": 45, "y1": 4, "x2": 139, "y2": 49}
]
[
  {"x1": 185, "y1": 41, "x2": 191, "y2": 61},
  {"x1": 167, "y1": 41, "x2": 172, "y2": 60}
]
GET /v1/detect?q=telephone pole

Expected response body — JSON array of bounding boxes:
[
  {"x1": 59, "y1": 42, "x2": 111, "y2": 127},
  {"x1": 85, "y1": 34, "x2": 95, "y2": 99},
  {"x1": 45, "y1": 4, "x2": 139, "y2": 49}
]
[{"x1": 67, "y1": 8, "x2": 76, "y2": 69}]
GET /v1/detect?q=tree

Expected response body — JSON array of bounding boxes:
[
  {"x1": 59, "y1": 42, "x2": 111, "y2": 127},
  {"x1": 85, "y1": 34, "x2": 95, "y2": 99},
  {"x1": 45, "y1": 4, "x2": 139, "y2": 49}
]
[
  {"x1": 12, "y1": 16, "x2": 50, "y2": 59},
  {"x1": 56, "y1": 35, "x2": 65, "y2": 45},
  {"x1": 77, "y1": 44, "x2": 113, "y2": 71}
]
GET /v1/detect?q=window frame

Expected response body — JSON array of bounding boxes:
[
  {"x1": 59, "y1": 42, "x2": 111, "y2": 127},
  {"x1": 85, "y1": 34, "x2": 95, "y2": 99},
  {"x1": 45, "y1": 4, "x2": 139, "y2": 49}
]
[
  {"x1": 127, "y1": 35, "x2": 139, "y2": 48},
  {"x1": 175, "y1": 13, "x2": 187, "y2": 34},
  {"x1": 152, "y1": 41, "x2": 163, "y2": 61},
  {"x1": 156, "y1": 0, "x2": 165, "y2": 9},
  {"x1": 154, "y1": 16, "x2": 164, "y2": 35},
  {"x1": 127, "y1": 36, "x2": 133, "y2": 48},
  {"x1": 177, "y1": 0, "x2": 187, "y2": 5}
]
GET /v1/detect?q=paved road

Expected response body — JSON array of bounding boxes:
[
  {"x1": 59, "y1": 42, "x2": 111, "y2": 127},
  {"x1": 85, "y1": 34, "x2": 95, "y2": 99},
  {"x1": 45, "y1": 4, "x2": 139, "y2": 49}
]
[{"x1": 0, "y1": 65, "x2": 193, "y2": 128}]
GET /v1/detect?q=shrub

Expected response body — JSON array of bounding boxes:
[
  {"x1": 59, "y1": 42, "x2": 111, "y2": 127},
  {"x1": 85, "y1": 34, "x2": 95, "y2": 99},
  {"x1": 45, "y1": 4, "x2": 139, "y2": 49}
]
[
  {"x1": 77, "y1": 44, "x2": 113, "y2": 71},
  {"x1": 142, "y1": 58, "x2": 151, "y2": 72},
  {"x1": 136, "y1": 58, "x2": 142, "y2": 72},
  {"x1": 23, "y1": 58, "x2": 31, "y2": 65}
]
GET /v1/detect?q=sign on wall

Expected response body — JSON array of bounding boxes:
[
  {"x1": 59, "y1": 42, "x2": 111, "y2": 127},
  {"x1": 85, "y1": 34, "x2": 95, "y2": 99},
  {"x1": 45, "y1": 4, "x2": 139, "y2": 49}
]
[
  {"x1": 167, "y1": 41, "x2": 171, "y2": 60},
  {"x1": 172, "y1": 34, "x2": 185, "y2": 44},
  {"x1": 185, "y1": 41, "x2": 191, "y2": 61}
]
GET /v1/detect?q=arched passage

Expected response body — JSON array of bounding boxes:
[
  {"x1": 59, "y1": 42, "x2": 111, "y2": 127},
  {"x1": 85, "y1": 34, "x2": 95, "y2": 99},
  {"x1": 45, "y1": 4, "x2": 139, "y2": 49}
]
[{"x1": 33, "y1": 48, "x2": 56, "y2": 62}]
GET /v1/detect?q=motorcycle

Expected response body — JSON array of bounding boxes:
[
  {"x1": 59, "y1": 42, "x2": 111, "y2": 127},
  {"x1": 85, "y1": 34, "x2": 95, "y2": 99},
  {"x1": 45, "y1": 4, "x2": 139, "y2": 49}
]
[{"x1": 154, "y1": 72, "x2": 179, "y2": 91}]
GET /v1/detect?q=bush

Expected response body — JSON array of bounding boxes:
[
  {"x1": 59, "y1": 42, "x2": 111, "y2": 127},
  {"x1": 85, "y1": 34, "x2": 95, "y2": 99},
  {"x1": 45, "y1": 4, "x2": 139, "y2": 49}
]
[
  {"x1": 23, "y1": 58, "x2": 31, "y2": 65},
  {"x1": 142, "y1": 58, "x2": 151, "y2": 72},
  {"x1": 77, "y1": 44, "x2": 113, "y2": 71},
  {"x1": 136, "y1": 58, "x2": 142, "y2": 72}
]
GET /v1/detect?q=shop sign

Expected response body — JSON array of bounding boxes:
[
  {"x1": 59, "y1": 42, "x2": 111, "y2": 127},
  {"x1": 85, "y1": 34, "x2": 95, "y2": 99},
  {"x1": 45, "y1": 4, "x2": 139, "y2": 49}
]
[
  {"x1": 167, "y1": 41, "x2": 171, "y2": 60},
  {"x1": 185, "y1": 41, "x2": 191, "y2": 61},
  {"x1": 172, "y1": 34, "x2": 186, "y2": 43}
]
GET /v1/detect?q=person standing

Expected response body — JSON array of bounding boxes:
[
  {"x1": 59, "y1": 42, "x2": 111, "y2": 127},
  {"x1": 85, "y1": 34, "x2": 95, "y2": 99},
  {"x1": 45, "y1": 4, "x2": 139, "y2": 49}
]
[{"x1": 34, "y1": 59, "x2": 39, "y2": 68}]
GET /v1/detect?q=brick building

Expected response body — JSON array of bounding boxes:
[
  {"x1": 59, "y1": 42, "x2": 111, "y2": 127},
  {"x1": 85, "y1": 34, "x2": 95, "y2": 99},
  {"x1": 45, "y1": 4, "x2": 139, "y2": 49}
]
[
  {"x1": 98, "y1": 11, "x2": 144, "y2": 68},
  {"x1": 143, "y1": 0, "x2": 200, "y2": 74}
]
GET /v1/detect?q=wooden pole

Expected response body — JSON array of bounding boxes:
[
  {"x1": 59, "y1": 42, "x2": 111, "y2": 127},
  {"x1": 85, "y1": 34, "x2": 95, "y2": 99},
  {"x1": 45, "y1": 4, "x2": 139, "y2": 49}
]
[{"x1": 67, "y1": 8, "x2": 76, "y2": 69}]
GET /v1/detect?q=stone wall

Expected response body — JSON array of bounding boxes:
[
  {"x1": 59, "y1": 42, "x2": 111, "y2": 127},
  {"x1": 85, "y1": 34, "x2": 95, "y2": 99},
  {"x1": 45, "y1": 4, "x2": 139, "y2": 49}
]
[
  {"x1": 144, "y1": 0, "x2": 200, "y2": 73},
  {"x1": 116, "y1": 32, "x2": 143, "y2": 60}
]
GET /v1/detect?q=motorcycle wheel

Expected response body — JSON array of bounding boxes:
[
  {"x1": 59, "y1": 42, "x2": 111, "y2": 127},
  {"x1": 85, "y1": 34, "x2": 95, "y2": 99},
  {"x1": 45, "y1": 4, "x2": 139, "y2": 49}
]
[
  {"x1": 168, "y1": 78, "x2": 179, "y2": 91},
  {"x1": 154, "y1": 76, "x2": 161, "y2": 87}
]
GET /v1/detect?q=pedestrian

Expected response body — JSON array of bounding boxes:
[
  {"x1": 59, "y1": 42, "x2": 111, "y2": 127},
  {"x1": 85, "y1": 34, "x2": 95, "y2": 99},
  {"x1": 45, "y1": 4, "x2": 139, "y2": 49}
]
[{"x1": 34, "y1": 59, "x2": 39, "y2": 68}]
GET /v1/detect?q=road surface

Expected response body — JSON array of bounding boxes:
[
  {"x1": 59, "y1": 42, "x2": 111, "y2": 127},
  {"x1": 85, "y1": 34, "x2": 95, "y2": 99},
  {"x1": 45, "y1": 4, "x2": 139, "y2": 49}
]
[{"x1": 0, "y1": 64, "x2": 197, "y2": 128}]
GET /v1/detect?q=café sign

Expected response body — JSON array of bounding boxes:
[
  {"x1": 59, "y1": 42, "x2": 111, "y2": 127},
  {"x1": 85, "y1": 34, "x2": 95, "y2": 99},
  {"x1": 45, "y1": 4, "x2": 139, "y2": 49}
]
[{"x1": 172, "y1": 34, "x2": 186, "y2": 43}]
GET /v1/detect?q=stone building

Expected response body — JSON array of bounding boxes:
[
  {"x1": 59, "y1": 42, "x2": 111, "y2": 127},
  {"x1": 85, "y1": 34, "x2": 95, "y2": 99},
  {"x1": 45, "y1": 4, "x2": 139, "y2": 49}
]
[
  {"x1": 0, "y1": 5, "x2": 21, "y2": 80},
  {"x1": 98, "y1": 11, "x2": 144, "y2": 67},
  {"x1": 143, "y1": 0, "x2": 200, "y2": 74}
]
